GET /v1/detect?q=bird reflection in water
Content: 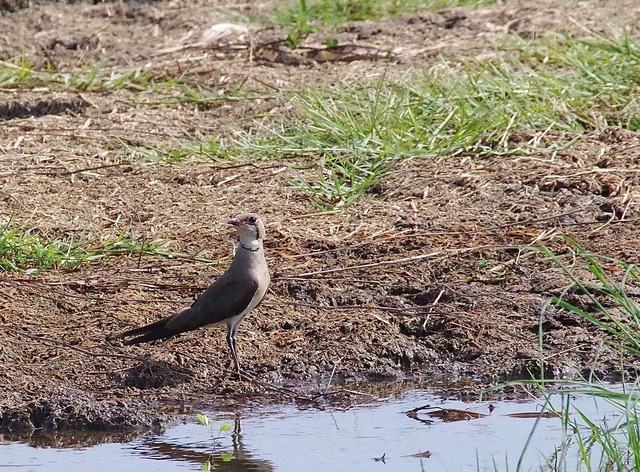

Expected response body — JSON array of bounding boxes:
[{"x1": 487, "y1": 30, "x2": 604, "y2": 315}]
[{"x1": 135, "y1": 413, "x2": 273, "y2": 471}]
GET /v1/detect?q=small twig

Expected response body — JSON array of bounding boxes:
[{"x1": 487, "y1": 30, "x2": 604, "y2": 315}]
[
  {"x1": 4, "y1": 326, "x2": 145, "y2": 361},
  {"x1": 291, "y1": 247, "x2": 487, "y2": 277},
  {"x1": 314, "y1": 388, "x2": 378, "y2": 399},
  {"x1": 37, "y1": 162, "x2": 130, "y2": 176},
  {"x1": 422, "y1": 289, "x2": 444, "y2": 330},
  {"x1": 543, "y1": 343, "x2": 593, "y2": 360},
  {"x1": 262, "y1": 300, "x2": 439, "y2": 313},
  {"x1": 341, "y1": 221, "x2": 364, "y2": 241},
  {"x1": 542, "y1": 168, "x2": 640, "y2": 180},
  {"x1": 290, "y1": 210, "x2": 343, "y2": 220},
  {"x1": 239, "y1": 370, "x2": 325, "y2": 407},
  {"x1": 372, "y1": 313, "x2": 391, "y2": 325},
  {"x1": 324, "y1": 358, "x2": 341, "y2": 394},
  {"x1": 589, "y1": 199, "x2": 629, "y2": 235},
  {"x1": 251, "y1": 75, "x2": 281, "y2": 92},
  {"x1": 290, "y1": 208, "x2": 596, "y2": 259}
]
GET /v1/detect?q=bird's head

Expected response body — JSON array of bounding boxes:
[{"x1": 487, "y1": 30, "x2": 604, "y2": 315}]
[{"x1": 228, "y1": 213, "x2": 265, "y2": 245}]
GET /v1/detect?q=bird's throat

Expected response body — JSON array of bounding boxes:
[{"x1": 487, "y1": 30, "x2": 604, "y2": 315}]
[{"x1": 240, "y1": 241, "x2": 261, "y2": 252}]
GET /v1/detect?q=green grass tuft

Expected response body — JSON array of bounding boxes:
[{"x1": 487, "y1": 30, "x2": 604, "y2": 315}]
[
  {"x1": 273, "y1": 0, "x2": 495, "y2": 47},
  {"x1": 498, "y1": 237, "x2": 640, "y2": 471},
  {"x1": 275, "y1": 0, "x2": 495, "y2": 29},
  {"x1": 190, "y1": 31, "x2": 639, "y2": 209},
  {"x1": 0, "y1": 226, "x2": 214, "y2": 273},
  {"x1": 0, "y1": 57, "x2": 181, "y2": 92},
  {"x1": 86, "y1": 28, "x2": 638, "y2": 210},
  {"x1": 537, "y1": 236, "x2": 640, "y2": 357}
]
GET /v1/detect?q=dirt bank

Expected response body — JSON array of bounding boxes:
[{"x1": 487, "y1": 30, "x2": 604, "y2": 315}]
[{"x1": 0, "y1": 0, "x2": 638, "y2": 433}]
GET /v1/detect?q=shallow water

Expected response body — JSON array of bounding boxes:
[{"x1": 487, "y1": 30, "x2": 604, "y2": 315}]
[{"x1": 0, "y1": 388, "x2": 621, "y2": 472}]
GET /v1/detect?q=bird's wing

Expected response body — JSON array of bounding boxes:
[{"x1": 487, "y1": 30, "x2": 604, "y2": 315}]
[
  {"x1": 120, "y1": 270, "x2": 261, "y2": 344},
  {"x1": 170, "y1": 271, "x2": 261, "y2": 331}
]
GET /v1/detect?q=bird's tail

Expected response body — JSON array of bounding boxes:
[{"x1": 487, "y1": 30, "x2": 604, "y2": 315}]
[{"x1": 119, "y1": 307, "x2": 192, "y2": 345}]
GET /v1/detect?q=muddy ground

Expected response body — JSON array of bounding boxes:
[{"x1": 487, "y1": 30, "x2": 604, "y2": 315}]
[{"x1": 0, "y1": 0, "x2": 639, "y2": 436}]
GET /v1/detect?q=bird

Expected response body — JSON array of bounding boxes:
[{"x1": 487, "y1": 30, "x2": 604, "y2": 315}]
[{"x1": 118, "y1": 213, "x2": 270, "y2": 378}]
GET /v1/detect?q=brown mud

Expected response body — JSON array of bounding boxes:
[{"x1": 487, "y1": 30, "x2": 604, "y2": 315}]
[{"x1": 0, "y1": 0, "x2": 639, "y2": 435}]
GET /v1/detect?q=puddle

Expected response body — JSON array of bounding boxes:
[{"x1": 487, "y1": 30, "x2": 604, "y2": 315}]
[{"x1": 0, "y1": 388, "x2": 621, "y2": 471}]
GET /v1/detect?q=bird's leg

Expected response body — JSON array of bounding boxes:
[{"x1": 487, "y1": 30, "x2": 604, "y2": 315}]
[{"x1": 226, "y1": 326, "x2": 242, "y2": 380}]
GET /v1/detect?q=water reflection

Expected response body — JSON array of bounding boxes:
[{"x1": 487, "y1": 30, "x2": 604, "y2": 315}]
[
  {"x1": 0, "y1": 430, "x2": 140, "y2": 448},
  {"x1": 136, "y1": 415, "x2": 272, "y2": 471},
  {"x1": 0, "y1": 387, "x2": 624, "y2": 472}
]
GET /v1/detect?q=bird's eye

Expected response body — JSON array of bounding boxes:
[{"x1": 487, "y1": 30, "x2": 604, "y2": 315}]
[{"x1": 247, "y1": 216, "x2": 257, "y2": 224}]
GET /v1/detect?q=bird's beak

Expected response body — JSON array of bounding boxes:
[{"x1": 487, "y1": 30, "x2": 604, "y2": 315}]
[{"x1": 228, "y1": 218, "x2": 244, "y2": 227}]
